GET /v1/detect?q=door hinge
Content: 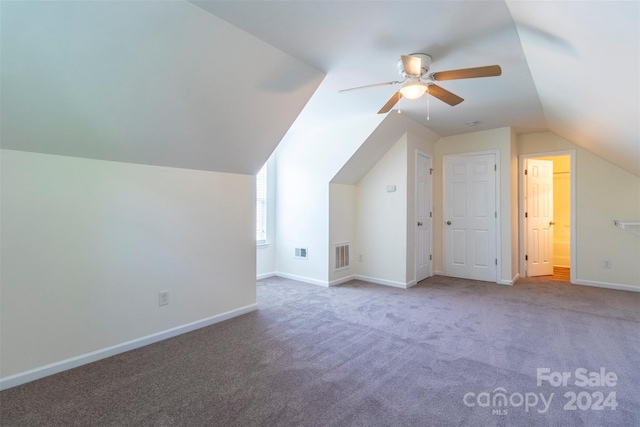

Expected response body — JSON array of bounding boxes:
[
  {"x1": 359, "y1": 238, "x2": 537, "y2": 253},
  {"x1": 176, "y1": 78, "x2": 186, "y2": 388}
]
[
  {"x1": 430, "y1": 168, "x2": 433, "y2": 175},
  {"x1": 494, "y1": 164, "x2": 497, "y2": 171},
  {"x1": 495, "y1": 259, "x2": 498, "y2": 265},
  {"x1": 525, "y1": 255, "x2": 528, "y2": 261},
  {"x1": 524, "y1": 169, "x2": 528, "y2": 175},
  {"x1": 525, "y1": 212, "x2": 528, "y2": 218},
  {"x1": 495, "y1": 211, "x2": 497, "y2": 218},
  {"x1": 429, "y1": 254, "x2": 432, "y2": 261},
  {"x1": 429, "y1": 211, "x2": 432, "y2": 218}
]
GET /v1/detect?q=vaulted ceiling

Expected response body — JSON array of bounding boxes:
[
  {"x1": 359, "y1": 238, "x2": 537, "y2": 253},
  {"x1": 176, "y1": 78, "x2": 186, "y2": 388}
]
[
  {"x1": 2, "y1": 1, "x2": 638, "y2": 176},
  {"x1": 195, "y1": 0, "x2": 639, "y2": 176}
]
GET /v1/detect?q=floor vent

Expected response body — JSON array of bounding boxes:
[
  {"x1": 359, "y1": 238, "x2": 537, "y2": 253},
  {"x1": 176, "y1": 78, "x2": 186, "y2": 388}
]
[
  {"x1": 295, "y1": 247, "x2": 308, "y2": 259},
  {"x1": 335, "y1": 243, "x2": 350, "y2": 270}
]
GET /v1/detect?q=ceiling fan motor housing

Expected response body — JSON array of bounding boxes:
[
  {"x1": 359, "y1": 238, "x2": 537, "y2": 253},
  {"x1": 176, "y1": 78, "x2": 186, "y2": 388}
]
[{"x1": 397, "y1": 53, "x2": 432, "y2": 78}]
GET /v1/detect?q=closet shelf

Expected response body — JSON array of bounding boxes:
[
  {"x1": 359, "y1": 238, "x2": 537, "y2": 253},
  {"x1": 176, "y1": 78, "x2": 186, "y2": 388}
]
[{"x1": 614, "y1": 220, "x2": 640, "y2": 236}]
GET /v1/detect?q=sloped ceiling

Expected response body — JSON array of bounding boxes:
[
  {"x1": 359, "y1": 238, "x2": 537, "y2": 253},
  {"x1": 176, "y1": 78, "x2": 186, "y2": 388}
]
[
  {"x1": 0, "y1": 1, "x2": 324, "y2": 174},
  {"x1": 507, "y1": 1, "x2": 639, "y2": 176},
  {"x1": 2, "y1": 1, "x2": 638, "y2": 177},
  {"x1": 196, "y1": 0, "x2": 639, "y2": 176}
]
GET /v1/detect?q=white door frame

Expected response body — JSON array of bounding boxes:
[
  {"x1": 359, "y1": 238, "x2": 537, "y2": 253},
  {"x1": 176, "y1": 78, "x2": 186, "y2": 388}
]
[
  {"x1": 519, "y1": 150, "x2": 576, "y2": 282},
  {"x1": 443, "y1": 149, "x2": 501, "y2": 283},
  {"x1": 415, "y1": 150, "x2": 433, "y2": 281}
]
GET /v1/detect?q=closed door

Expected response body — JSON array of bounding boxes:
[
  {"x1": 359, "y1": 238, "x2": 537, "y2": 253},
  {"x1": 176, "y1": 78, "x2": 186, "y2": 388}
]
[
  {"x1": 416, "y1": 152, "x2": 432, "y2": 282},
  {"x1": 444, "y1": 153, "x2": 497, "y2": 282},
  {"x1": 526, "y1": 159, "x2": 554, "y2": 276}
]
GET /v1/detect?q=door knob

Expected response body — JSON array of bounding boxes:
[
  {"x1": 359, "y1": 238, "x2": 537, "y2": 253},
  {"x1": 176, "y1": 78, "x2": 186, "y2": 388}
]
[
  {"x1": 549, "y1": 221, "x2": 556, "y2": 226},
  {"x1": 417, "y1": 222, "x2": 423, "y2": 226},
  {"x1": 446, "y1": 221, "x2": 452, "y2": 225}
]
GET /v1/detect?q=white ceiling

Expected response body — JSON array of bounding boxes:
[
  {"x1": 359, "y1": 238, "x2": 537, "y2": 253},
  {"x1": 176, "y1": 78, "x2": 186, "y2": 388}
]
[
  {"x1": 1, "y1": 1, "x2": 324, "y2": 174},
  {"x1": 2, "y1": 1, "x2": 638, "y2": 176},
  {"x1": 195, "y1": 0, "x2": 639, "y2": 176}
]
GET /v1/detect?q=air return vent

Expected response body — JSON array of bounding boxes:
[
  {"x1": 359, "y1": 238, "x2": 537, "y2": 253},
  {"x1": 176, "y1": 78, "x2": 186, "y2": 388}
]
[
  {"x1": 295, "y1": 247, "x2": 308, "y2": 259},
  {"x1": 335, "y1": 243, "x2": 350, "y2": 270}
]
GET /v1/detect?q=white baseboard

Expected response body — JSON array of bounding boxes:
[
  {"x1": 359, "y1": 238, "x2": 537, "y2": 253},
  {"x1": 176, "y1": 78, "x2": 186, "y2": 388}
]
[
  {"x1": 279, "y1": 272, "x2": 415, "y2": 290},
  {"x1": 499, "y1": 273, "x2": 519, "y2": 286},
  {"x1": 256, "y1": 272, "x2": 276, "y2": 280},
  {"x1": 273, "y1": 271, "x2": 329, "y2": 287},
  {"x1": 0, "y1": 303, "x2": 258, "y2": 391},
  {"x1": 353, "y1": 275, "x2": 412, "y2": 289},
  {"x1": 328, "y1": 275, "x2": 356, "y2": 287},
  {"x1": 573, "y1": 279, "x2": 640, "y2": 293}
]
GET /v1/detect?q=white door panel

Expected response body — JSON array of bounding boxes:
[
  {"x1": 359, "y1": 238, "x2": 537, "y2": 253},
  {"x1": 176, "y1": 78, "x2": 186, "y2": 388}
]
[
  {"x1": 526, "y1": 159, "x2": 554, "y2": 276},
  {"x1": 415, "y1": 153, "x2": 432, "y2": 282},
  {"x1": 444, "y1": 154, "x2": 497, "y2": 282}
]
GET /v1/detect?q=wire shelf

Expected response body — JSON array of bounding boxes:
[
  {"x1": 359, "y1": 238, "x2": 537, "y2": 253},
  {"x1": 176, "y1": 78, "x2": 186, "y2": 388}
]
[{"x1": 614, "y1": 220, "x2": 640, "y2": 236}]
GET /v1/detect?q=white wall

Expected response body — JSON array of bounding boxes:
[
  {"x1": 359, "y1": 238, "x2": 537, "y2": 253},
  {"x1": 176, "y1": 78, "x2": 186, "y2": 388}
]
[
  {"x1": 326, "y1": 126, "x2": 438, "y2": 288},
  {"x1": 274, "y1": 116, "x2": 384, "y2": 285},
  {"x1": 519, "y1": 132, "x2": 640, "y2": 290},
  {"x1": 355, "y1": 135, "x2": 409, "y2": 285},
  {"x1": 1, "y1": 150, "x2": 257, "y2": 380},
  {"x1": 434, "y1": 127, "x2": 517, "y2": 284}
]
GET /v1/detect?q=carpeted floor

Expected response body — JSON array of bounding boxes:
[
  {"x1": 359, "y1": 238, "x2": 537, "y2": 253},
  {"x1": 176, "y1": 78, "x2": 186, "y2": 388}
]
[{"x1": 1, "y1": 275, "x2": 638, "y2": 426}]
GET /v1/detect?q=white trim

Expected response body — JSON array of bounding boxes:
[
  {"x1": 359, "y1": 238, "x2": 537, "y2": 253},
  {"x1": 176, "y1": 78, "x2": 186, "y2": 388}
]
[
  {"x1": 353, "y1": 275, "x2": 413, "y2": 289},
  {"x1": 273, "y1": 271, "x2": 329, "y2": 287},
  {"x1": 328, "y1": 274, "x2": 356, "y2": 287},
  {"x1": 256, "y1": 272, "x2": 276, "y2": 280},
  {"x1": 499, "y1": 273, "x2": 519, "y2": 286},
  {"x1": 0, "y1": 303, "x2": 258, "y2": 391},
  {"x1": 573, "y1": 279, "x2": 640, "y2": 293}
]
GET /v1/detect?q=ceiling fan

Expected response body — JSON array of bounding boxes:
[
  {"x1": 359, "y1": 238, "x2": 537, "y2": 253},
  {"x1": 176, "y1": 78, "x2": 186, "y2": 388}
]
[{"x1": 340, "y1": 54, "x2": 502, "y2": 114}]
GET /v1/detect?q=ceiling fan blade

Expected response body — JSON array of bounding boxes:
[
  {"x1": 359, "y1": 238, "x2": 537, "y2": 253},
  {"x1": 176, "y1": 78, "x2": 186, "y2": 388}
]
[
  {"x1": 339, "y1": 80, "x2": 402, "y2": 93},
  {"x1": 431, "y1": 65, "x2": 502, "y2": 81},
  {"x1": 378, "y1": 92, "x2": 403, "y2": 114},
  {"x1": 401, "y1": 55, "x2": 422, "y2": 76},
  {"x1": 427, "y1": 84, "x2": 464, "y2": 106}
]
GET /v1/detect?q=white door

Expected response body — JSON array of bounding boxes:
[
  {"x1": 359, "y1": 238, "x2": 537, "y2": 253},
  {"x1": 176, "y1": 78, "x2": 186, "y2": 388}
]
[
  {"x1": 416, "y1": 152, "x2": 432, "y2": 282},
  {"x1": 526, "y1": 159, "x2": 554, "y2": 276},
  {"x1": 444, "y1": 153, "x2": 497, "y2": 282}
]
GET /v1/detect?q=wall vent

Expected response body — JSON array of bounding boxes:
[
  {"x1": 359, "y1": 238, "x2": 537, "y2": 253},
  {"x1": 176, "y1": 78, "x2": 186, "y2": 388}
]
[
  {"x1": 335, "y1": 243, "x2": 350, "y2": 270},
  {"x1": 295, "y1": 247, "x2": 308, "y2": 259}
]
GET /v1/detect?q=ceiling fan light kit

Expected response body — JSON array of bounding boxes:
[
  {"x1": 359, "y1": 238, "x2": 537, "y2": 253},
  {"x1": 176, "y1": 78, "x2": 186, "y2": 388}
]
[
  {"x1": 341, "y1": 53, "x2": 502, "y2": 114},
  {"x1": 399, "y1": 81, "x2": 428, "y2": 100}
]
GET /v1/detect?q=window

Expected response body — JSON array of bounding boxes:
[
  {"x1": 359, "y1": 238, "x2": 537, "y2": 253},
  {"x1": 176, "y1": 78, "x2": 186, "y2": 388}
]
[{"x1": 256, "y1": 164, "x2": 267, "y2": 244}]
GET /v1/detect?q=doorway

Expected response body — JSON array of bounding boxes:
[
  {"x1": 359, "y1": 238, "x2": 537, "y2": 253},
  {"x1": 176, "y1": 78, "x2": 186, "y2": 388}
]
[
  {"x1": 520, "y1": 152, "x2": 575, "y2": 282},
  {"x1": 443, "y1": 152, "x2": 498, "y2": 282}
]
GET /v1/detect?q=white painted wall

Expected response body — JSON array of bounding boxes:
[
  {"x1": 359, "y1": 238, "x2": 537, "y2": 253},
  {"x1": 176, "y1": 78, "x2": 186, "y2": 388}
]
[
  {"x1": 256, "y1": 155, "x2": 277, "y2": 279},
  {"x1": 1, "y1": 150, "x2": 257, "y2": 379},
  {"x1": 274, "y1": 116, "x2": 384, "y2": 285},
  {"x1": 433, "y1": 127, "x2": 517, "y2": 284},
  {"x1": 326, "y1": 114, "x2": 439, "y2": 287},
  {"x1": 519, "y1": 132, "x2": 640, "y2": 290},
  {"x1": 355, "y1": 135, "x2": 409, "y2": 285}
]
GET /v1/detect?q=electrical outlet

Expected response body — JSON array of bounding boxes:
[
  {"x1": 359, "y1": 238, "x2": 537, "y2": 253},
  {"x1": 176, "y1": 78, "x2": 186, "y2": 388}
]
[
  {"x1": 603, "y1": 260, "x2": 612, "y2": 269},
  {"x1": 159, "y1": 291, "x2": 169, "y2": 306}
]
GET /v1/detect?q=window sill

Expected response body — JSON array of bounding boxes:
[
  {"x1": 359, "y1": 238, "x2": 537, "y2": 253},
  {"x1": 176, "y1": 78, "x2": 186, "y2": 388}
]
[{"x1": 256, "y1": 241, "x2": 269, "y2": 247}]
